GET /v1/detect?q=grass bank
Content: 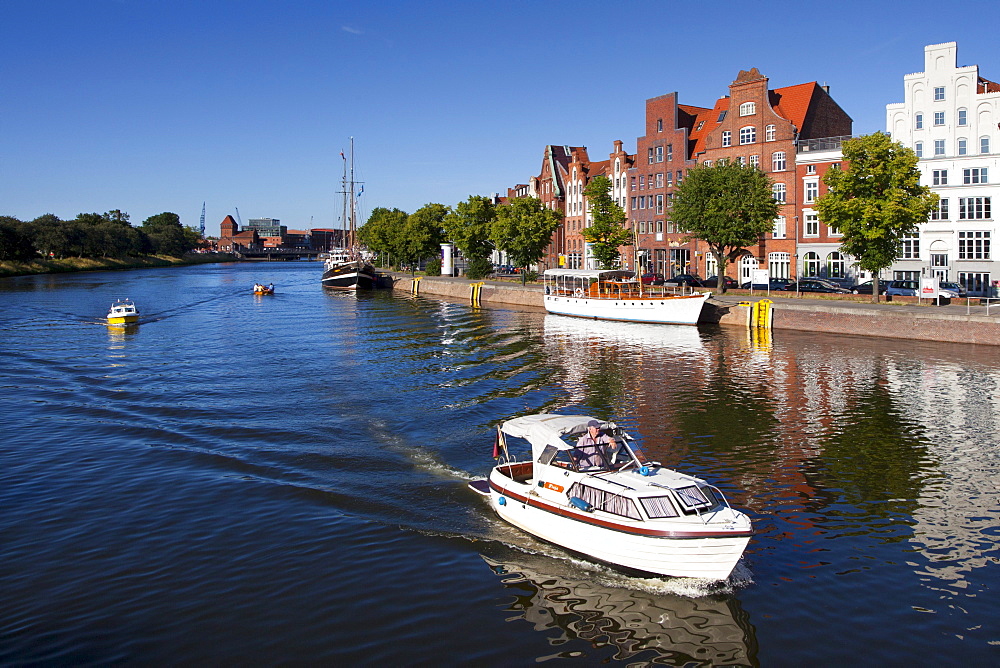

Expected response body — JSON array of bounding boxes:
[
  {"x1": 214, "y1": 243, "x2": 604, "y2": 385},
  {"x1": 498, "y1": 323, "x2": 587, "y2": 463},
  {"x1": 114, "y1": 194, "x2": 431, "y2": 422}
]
[{"x1": 0, "y1": 253, "x2": 239, "y2": 279}]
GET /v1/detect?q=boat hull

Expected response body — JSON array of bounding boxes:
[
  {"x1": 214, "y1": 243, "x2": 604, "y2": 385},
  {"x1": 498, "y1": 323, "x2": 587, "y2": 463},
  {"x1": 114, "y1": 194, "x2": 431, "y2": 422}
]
[
  {"x1": 321, "y1": 261, "x2": 376, "y2": 290},
  {"x1": 543, "y1": 292, "x2": 710, "y2": 326},
  {"x1": 488, "y1": 473, "x2": 749, "y2": 580},
  {"x1": 107, "y1": 315, "x2": 139, "y2": 325}
]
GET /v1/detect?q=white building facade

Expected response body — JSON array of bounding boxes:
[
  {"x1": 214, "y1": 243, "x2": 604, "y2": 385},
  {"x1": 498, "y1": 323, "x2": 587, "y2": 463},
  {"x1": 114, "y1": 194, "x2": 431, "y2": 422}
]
[{"x1": 886, "y1": 42, "x2": 1000, "y2": 295}]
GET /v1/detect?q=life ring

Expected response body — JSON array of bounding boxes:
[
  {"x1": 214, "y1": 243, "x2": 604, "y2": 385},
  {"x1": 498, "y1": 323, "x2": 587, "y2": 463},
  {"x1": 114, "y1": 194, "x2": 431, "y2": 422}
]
[{"x1": 574, "y1": 287, "x2": 585, "y2": 297}]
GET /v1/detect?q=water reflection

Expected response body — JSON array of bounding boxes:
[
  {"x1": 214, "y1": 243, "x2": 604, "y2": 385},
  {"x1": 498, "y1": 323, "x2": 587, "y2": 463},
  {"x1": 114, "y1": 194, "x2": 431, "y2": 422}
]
[{"x1": 484, "y1": 555, "x2": 757, "y2": 665}]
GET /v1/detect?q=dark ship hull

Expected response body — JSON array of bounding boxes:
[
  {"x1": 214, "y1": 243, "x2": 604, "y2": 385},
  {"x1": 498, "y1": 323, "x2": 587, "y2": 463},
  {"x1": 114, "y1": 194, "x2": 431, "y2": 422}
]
[{"x1": 321, "y1": 259, "x2": 377, "y2": 289}]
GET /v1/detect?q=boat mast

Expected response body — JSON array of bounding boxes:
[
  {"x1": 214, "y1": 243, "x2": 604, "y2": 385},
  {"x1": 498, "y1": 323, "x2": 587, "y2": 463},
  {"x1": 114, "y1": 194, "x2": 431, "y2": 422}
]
[
  {"x1": 349, "y1": 136, "x2": 356, "y2": 252},
  {"x1": 340, "y1": 147, "x2": 348, "y2": 251}
]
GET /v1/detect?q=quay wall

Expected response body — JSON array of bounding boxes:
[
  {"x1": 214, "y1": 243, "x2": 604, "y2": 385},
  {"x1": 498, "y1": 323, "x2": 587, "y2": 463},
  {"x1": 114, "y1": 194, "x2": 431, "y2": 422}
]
[{"x1": 389, "y1": 274, "x2": 1000, "y2": 347}]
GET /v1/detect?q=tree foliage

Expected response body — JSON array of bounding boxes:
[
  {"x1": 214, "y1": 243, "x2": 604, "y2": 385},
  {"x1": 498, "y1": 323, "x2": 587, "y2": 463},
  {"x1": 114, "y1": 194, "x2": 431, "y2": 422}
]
[
  {"x1": 443, "y1": 196, "x2": 496, "y2": 277},
  {"x1": 400, "y1": 203, "x2": 449, "y2": 271},
  {"x1": 581, "y1": 175, "x2": 632, "y2": 269},
  {"x1": 359, "y1": 206, "x2": 409, "y2": 266},
  {"x1": 492, "y1": 197, "x2": 562, "y2": 284},
  {"x1": 0, "y1": 216, "x2": 36, "y2": 261},
  {"x1": 141, "y1": 212, "x2": 198, "y2": 256},
  {"x1": 816, "y1": 132, "x2": 938, "y2": 300},
  {"x1": 671, "y1": 160, "x2": 779, "y2": 292}
]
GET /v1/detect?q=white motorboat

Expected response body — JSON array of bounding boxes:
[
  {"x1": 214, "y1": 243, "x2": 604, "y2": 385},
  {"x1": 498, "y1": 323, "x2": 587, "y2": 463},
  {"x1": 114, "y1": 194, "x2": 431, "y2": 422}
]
[
  {"x1": 106, "y1": 298, "x2": 139, "y2": 326},
  {"x1": 469, "y1": 414, "x2": 753, "y2": 580},
  {"x1": 542, "y1": 269, "x2": 710, "y2": 325}
]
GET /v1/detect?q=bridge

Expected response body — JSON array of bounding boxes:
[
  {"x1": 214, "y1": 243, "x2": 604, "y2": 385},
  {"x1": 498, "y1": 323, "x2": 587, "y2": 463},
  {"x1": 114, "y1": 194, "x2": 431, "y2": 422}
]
[{"x1": 231, "y1": 246, "x2": 323, "y2": 261}]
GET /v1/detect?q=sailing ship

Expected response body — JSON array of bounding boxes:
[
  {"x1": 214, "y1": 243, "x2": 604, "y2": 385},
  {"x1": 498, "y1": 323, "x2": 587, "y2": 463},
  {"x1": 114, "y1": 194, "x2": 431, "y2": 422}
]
[{"x1": 321, "y1": 137, "x2": 377, "y2": 290}]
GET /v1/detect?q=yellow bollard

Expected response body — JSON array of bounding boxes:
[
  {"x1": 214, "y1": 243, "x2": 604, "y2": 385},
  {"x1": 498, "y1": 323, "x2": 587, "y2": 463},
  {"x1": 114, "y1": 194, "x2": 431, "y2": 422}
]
[
  {"x1": 471, "y1": 281, "x2": 485, "y2": 307},
  {"x1": 412, "y1": 276, "x2": 422, "y2": 295},
  {"x1": 749, "y1": 299, "x2": 773, "y2": 329}
]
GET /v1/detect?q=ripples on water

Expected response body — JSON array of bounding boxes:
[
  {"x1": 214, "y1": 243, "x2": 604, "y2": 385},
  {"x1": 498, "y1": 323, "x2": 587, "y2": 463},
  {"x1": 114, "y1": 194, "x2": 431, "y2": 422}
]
[{"x1": 1, "y1": 262, "x2": 999, "y2": 664}]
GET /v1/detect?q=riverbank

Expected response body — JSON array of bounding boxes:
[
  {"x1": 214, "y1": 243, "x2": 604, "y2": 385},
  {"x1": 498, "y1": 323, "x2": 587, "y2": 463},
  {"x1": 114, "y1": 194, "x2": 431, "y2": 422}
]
[
  {"x1": 389, "y1": 272, "x2": 1000, "y2": 346},
  {"x1": 0, "y1": 253, "x2": 239, "y2": 278}
]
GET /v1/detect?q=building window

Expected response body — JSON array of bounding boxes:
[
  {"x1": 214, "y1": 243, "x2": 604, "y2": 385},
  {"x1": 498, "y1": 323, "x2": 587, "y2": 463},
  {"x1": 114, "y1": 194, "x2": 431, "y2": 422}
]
[
  {"x1": 827, "y1": 252, "x2": 846, "y2": 278},
  {"x1": 958, "y1": 272, "x2": 990, "y2": 296},
  {"x1": 934, "y1": 111, "x2": 945, "y2": 126},
  {"x1": 657, "y1": 221, "x2": 663, "y2": 233},
  {"x1": 964, "y1": 168, "x2": 988, "y2": 184},
  {"x1": 805, "y1": 181, "x2": 819, "y2": 203},
  {"x1": 722, "y1": 131, "x2": 731, "y2": 147},
  {"x1": 639, "y1": 196, "x2": 646, "y2": 209},
  {"x1": 666, "y1": 144, "x2": 673, "y2": 161},
  {"x1": 639, "y1": 175, "x2": 644, "y2": 189},
  {"x1": 934, "y1": 86, "x2": 945, "y2": 101},
  {"x1": 772, "y1": 151, "x2": 786, "y2": 171},
  {"x1": 959, "y1": 197, "x2": 991, "y2": 219},
  {"x1": 931, "y1": 198, "x2": 950, "y2": 220},
  {"x1": 666, "y1": 172, "x2": 673, "y2": 187},
  {"x1": 765, "y1": 125, "x2": 776, "y2": 141},
  {"x1": 657, "y1": 118, "x2": 663, "y2": 132},
  {"x1": 648, "y1": 148, "x2": 654, "y2": 164},
  {"x1": 915, "y1": 113, "x2": 923, "y2": 130},
  {"x1": 932, "y1": 169, "x2": 948, "y2": 185},
  {"x1": 803, "y1": 252, "x2": 820, "y2": 277},
  {"x1": 982, "y1": 137, "x2": 991, "y2": 154},
  {"x1": 958, "y1": 108, "x2": 968, "y2": 126},
  {"x1": 655, "y1": 173, "x2": 663, "y2": 188},
  {"x1": 656, "y1": 195, "x2": 663, "y2": 214},
  {"x1": 804, "y1": 213, "x2": 819, "y2": 237},
  {"x1": 900, "y1": 235, "x2": 920, "y2": 259},
  {"x1": 959, "y1": 231, "x2": 991, "y2": 259},
  {"x1": 915, "y1": 142, "x2": 923, "y2": 158},
  {"x1": 737, "y1": 156, "x2": 746, "y2": 166},
  {"x1": 958, "y1": 138, "x2": 968, "y2": 155},
  {"x1": 934, "y1": 140, "x2": 945, "y2": 156},
  {"x1": 740, "y1": 126, "x2": 756, "y2": 144},
  {"x1": 630, "y1": 197, "x2": 636, "y2": 209},
  {"x1": 697, "y1": 120, "x2": 705, "y2": 130},
  {"x1": 806, "y1": 164, "x2": 816, "y2": 174},
  {"x1": 749, "y1": 155, "x2": 759, "y2": 168},
  {"x1": 739, "y1": 102, "x2": 756, "y2": 116},
  {"x1": 770, "y1": 252, "x2": 791, "y2": 279},
  {"x1": 630, "y1": 177, "x2": 636, "y2": 190},
  {"x1": 639, "y1": 221, "x2": 646, "y2": 233},
  {"x1": 676, "y1": 170, "x2": 683, "y2": 184},
  {"x1": 772, "y1": 183, "x2": 786, "y2": 203},
  {"x1": 773, "y1": 216, "x2": 786, "y2": 239}
]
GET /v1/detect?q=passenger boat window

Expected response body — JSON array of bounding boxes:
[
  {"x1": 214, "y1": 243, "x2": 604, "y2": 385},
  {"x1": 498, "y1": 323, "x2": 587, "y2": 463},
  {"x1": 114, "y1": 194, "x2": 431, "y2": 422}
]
[
  {"x1": 568, "y1": 482, "x2": 641, "y2": 520},
  {"x1": 537, "y1": 445, "x2": 558, "y2": 466},
  {"x1": 674, "y1": 485, "x2": 716, "y2": 513},
  {"x1": 571, "y1": 445, "x2": 608, "y2": 471},
  {"x1": 639, "y1": 495, "x2": 679, "y2": 518}
]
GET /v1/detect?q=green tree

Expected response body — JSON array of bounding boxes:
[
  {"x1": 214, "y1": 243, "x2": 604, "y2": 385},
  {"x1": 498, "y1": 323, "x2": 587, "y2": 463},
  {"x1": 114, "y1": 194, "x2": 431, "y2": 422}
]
[
  {"x1": 443, "y1": 195, "x2": 496, "y2": 279},
  {"x1": 28, "y1": 214, "x2": 73, "y2": 258},
  {"x1": 399, "y1": 203, "x2": 448, "y2": 273},
  {"x1": 582, "y1": 175, "x2": 632, "y2": 269},
  {"x1": 816, "y1": 132, "x2": 938, "y2": 301},
  {"x1": 359, "y1": 207, "x2": 409, "y2": 268},
  {"x1": 671, "y1": 160, "x2": 779, "y2": 293},
  {"x1": 0, "y1": 216, "x2": 36, "y2": 261},
  {"x1": 142, "y1": 212, "x2": 194, "y2": 256},
  {"x1": 491, "y1": 197, "x2": 562, "y2": 285}
]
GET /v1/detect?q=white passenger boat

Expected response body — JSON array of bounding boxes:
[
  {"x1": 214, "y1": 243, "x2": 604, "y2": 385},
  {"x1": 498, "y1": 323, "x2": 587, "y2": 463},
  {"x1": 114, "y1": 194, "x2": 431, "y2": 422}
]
[
  {"x1": 106, "y1": 299, "x2": 139, "y2": 326},
  {"x1": 469, "y1": 414, "x2": 753, "y2": 580},
  {"x1": 542, "y1": 269, "x2": 710, "y2": 325}
]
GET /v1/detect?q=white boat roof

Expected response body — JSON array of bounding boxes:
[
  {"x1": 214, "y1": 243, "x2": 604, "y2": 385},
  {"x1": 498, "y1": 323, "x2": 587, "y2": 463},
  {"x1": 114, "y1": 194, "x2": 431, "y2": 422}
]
[
  {"x1": 500, "y1": 413, "x2": 617, "y2": 454},
  {"x1": 542, "y1": 268, "x2": 633, "y2": 279}
]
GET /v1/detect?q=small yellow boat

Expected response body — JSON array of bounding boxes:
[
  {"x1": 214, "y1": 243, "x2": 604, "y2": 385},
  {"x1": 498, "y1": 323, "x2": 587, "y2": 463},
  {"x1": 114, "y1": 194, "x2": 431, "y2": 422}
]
[
  {"x1": 253, "y1": 283, "x2": 275, "y2": 295},
  {"x1": 107, "y1": 299, "x2": 139, "y2": 325}
]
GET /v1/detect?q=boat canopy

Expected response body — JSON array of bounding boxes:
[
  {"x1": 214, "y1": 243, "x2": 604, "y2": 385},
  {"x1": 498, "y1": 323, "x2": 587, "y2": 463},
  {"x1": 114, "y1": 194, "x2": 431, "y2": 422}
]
[
  {"x1": 500, "y1": 413, "x2": 620, "y2": 462},
  {"x1": 542, "y1": 268, "x2": 633, "y2": 281}
]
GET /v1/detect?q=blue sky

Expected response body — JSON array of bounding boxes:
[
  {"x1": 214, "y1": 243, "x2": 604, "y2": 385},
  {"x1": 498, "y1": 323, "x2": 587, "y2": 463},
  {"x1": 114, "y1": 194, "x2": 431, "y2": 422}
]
[{"x1": 4, "y1": 0, "x2": 999, "y2": 237}]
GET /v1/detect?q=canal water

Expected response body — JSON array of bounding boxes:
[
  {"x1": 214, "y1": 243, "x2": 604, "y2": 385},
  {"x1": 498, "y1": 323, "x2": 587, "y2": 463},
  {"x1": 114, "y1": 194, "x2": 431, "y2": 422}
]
[{"x1": 1, "y1": 261, "x2": 998, "y2": 665}]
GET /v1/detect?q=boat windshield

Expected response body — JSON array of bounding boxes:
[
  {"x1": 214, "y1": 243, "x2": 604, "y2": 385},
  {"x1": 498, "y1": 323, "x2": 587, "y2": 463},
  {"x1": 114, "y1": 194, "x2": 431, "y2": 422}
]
[{"x1": 570, "y1": 444, "x2": 610, "y2": 472}]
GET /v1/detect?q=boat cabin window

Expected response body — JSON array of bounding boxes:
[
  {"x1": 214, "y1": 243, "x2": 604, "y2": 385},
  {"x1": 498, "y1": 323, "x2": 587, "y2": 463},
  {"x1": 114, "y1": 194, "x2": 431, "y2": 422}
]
[
  {"x1": 538, "y1": 444, "x2": 576, "y2": 469},
  {"x1": 568, "y1": 482, "x2": 641, "y2": 520},
  {"x1": 674, "y1": 485, "x2": 720, "y2": 514},
  {"x1": 537, "y1": 445, "x2": 558, "y2": 466},
  {"x1": 639, "y1": 495, "x2": 680, "y2": 518},
  {"x1": 571, "y1": 445, "x2": 609, "y2": 472}
]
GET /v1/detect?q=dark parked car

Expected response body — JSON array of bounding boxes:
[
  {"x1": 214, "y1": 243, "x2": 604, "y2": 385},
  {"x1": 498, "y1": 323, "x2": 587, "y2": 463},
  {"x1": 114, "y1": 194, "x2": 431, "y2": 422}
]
[
  {"x1": 783, "y1": 279, "x2": 851, "y2": 294},
  {"x1": 940, "y1": 281, "x2": 967, "y2": 298},
  {"x1": 741, "y1": 278, "x2": 794, "y2": 291},
  {"x1": 663, "y1": 273, "x2": 705, "y2": 287},
  {"x1": 703, "y1": 275, "x2": 739, "y2": 289},
  {"x1": 640, "y1": 272, "x2": 665, "y2": 285},
  {"x1": 849, "y1": 281, "x2": 888, "y2": 295}
]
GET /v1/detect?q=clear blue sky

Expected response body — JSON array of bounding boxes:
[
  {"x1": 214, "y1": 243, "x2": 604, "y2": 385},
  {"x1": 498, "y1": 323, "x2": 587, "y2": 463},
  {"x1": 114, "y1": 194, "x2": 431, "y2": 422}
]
[{"x1": 4, "y1": 0, "x2": 999, "y2": 237}]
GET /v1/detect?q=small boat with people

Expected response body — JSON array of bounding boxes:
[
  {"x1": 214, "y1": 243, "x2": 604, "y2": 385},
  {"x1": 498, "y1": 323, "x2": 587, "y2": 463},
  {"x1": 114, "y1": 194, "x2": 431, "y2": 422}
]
[
  {"x1": 542, "y1": 268, "x2": 710, "y2": 326},
  {"x1": 468, "y1": 413, "x2": 753, "y2": 580},
  {"x1": 253, "y1": 283, "x2": 275, "y2": 295},
  {"x1": 106, "y1": 298, "x2": 139, "y2": 326}
]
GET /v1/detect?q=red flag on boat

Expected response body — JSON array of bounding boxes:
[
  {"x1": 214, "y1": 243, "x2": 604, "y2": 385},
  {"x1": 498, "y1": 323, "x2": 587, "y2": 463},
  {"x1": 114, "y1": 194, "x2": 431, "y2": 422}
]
[{"x1": 492, "y1": 428, "x2": 500, "y2": 459}]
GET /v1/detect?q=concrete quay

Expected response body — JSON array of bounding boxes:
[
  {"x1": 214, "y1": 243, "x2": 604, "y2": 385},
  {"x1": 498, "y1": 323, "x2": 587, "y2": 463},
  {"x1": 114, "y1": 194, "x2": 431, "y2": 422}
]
[{"x1": 389, "y1": 273, "x2": 1000, "y2": 347}]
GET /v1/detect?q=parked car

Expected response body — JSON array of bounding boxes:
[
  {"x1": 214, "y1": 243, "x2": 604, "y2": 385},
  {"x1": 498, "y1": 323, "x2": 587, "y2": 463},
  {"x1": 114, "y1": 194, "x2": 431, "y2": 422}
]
[
  {"x1": 939, "y1": 281, "x2": 968, "y2": 298},
  {"x1": 741, "y1": 278, "x2": 794, "y2": 291},
  {"x1": 640, "y1": 272, "x2": 665, "y2": 285},
  {"x1": 703, "y1": 275, "x2": 739, "y2": 289},
  {"x1": 663, "y1": 273, "x2": 705, "y2": 287},
  {"x1": 850, "y1": 281, "x2": 888, "y2": 295},
  {"x1": 886, "y1": 280, "x2": 960, "y2": 299},
  {"x1": 783, "y1": 279, "x2": 852, "y2": 294}
]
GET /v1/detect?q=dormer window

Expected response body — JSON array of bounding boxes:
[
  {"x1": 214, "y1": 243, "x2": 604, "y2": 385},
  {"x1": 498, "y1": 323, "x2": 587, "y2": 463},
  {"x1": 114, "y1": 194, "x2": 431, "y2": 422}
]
[{"x1": 739, "y1": 102, "x2": 756, "y2": 116}]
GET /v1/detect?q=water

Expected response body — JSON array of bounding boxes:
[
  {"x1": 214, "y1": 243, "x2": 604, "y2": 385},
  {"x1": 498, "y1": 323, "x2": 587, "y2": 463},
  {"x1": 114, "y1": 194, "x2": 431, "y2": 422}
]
[{"x1": 2, "y1": 261, "x2": 998, "y2": 665}]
